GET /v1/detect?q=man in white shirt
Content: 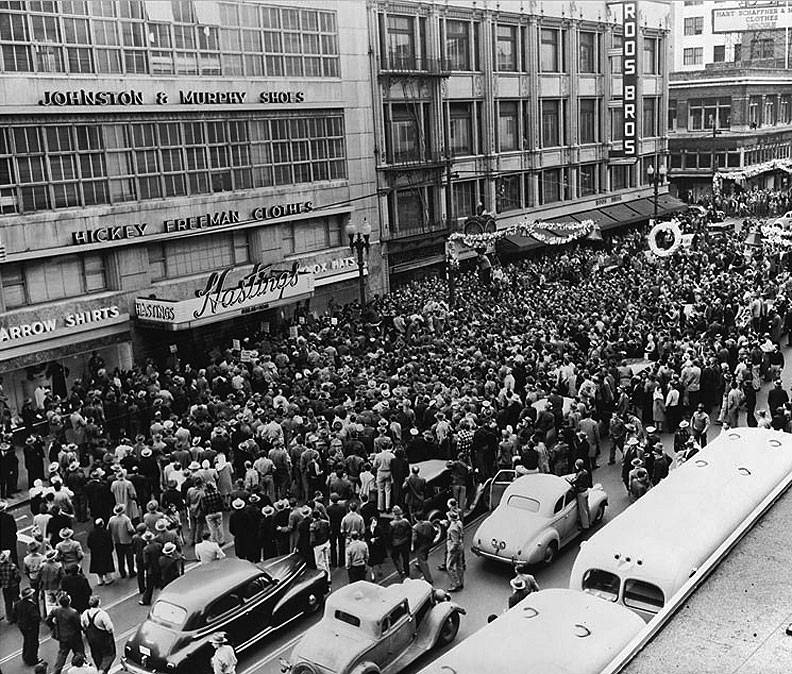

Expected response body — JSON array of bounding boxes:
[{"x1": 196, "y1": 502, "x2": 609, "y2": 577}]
[
  {"x1": 81, "y1": 596, "x2": 115, "y2": 674},
  {"x1": 194, "y1": 532, "x2": 226, "y2": 564}
]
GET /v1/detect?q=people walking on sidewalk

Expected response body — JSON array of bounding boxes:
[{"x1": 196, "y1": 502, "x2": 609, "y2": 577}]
[{"x1": 46, "y1": 593, "x2": 85, "y2": 674}]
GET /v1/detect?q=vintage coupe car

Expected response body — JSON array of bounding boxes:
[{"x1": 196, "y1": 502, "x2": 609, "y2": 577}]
[
  {"x1": 122, "y1": 554, "x2": 329, "y2": 674},
  {"x1": 281, "y1": 579, "x2": 466, "y2": 674},
  {"x1": 471, "y1": 473, "x2": 608, "y2": 566}
]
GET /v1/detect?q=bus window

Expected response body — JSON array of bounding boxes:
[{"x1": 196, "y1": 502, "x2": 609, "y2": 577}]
[
  {"x1": 623, "y1": 579, "x2": 665, "y2": 613},
  {"x1": 582, "y1": 569, "x2": 620, "y2": 602}
]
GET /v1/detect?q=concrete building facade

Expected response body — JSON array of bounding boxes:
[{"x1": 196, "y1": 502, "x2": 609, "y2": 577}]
[{"x1": 0, "y1": 0, "x2": 379, "y2": 416}]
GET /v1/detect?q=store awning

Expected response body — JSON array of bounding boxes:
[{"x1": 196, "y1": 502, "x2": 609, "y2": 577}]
[{"x1": 496, "y1": 195, "x2": 689, "y2": 253}]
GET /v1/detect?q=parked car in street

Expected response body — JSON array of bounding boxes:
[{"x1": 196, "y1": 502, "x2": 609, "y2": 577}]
[
  {"x1": 471, "y1": 473, "x2": 608, "y2": 566},
  {"x1": 122, "y1": 554, "x2": 329, "y2": 674},
  {"x1": 281, "y1": 578, "x2": 466, "y2": 674}
]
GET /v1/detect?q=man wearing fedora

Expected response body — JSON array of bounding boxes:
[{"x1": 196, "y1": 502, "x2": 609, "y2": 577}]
[
  {"x1": 0, "y1": 499, "x2": 19, "y2": 567},
  {"x1": 158, "y1": 542, "x2": 181, "y2": 588},
  {"x1": 15, "y1": 586, "x2": 42, "y2": 665},
  {"x1": 46, "y1": 593, "x2": 85, "y2": 674},
  {"x1": 209, "y1": 632, "x2": 237, "y2": 674},
  {"x1": 107, "y1": 504, "x2": 135, "y2": 580},
  {"x1": 0, "y1": 548, "x2": 21, "y2": 623}
]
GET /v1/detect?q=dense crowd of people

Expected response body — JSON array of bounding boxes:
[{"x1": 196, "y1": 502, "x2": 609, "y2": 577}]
[{"x1": 2, "y1": 202, "x2": 792, "y2": 672}]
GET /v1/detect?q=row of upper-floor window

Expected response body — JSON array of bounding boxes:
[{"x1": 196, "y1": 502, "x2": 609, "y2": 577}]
[
  {"x1": 682, "y1": 37, "x2": 790, "y2": 67},
  {"x1": 0, "y1": 0, "x2": 339, "y2": 77},
  {"x1": 668, "y1": 95, "x2": 792, "y2": 132},
  {"x1": 0, "y1": 111, "x2": 346, "y2": 214},
  {"x1": 381, "y1": 97, "x2": 662, "y2": 163},
  {"x1": 0, "y1": 213, "x2": 347, "y2": 309},
  {"x1": 669, "y1": 145, "x2": 791, "y2": 171},
  {"x1": 380, "y1": 14, "x2": 662, "y2": 75},
  {"x1": 390, "y1": 161, "x2": 648, "y2": 231}
]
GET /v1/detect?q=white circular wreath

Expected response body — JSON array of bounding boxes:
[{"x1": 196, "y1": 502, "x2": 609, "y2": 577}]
[{"x1": 647, "y1": 220, "x2": 683, "y2": 257}]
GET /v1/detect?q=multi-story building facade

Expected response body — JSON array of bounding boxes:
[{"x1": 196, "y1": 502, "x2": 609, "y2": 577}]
[
  {"x1": 0, "y1": 0, "x2": 378, "y2": 416},
  {"x1": 368, "y1": 0, "x2": 676, "y2": 282},
  {"x1": 668, "y1": 3, "x2": 792, "y2": 197}
]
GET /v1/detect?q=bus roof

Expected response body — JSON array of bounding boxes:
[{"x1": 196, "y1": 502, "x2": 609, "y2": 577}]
[
  {"x1": 620, "y1": 474, "x2": 792, "y2": 673},
  {"x1": 418, "y1": 589, "x2": 644, "y2": 674},
  {"x1": 571, "y1": 429, "x2": 792, "y2": 590}
]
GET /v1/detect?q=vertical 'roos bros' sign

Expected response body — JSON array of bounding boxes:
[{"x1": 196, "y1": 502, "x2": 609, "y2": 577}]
[{"x1": 622, "y1": 1, "x2": 638, "y2": 157}]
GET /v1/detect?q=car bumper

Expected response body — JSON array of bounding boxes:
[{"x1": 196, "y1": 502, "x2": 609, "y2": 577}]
[
  {"x1": 471, "y1": 546, "x2": 542, "y2": 565},
  {"x1": 121, "y1": 658, "x2": 170, "y2": 674}
]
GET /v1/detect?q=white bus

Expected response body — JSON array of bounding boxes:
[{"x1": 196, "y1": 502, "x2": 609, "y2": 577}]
[
  {"x1": 569, "y1": 428, "x2": 792, "y2": 620},
  {"x1": 416, "y1": 589, "x2": 644, "y2": 674}
]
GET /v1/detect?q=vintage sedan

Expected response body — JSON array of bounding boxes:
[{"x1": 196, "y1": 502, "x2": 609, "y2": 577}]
[
  {"x1": 122, "y1": 554, "x2": 329, "y2": 674},
  {"x1": 471, "y1": 473, "x2": 608, "y2": 566},
  {"x1": 281, "y1": 579, "x2": 466, "y2": 674}
]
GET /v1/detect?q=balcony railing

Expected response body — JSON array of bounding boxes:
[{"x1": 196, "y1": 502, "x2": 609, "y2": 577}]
[
  {"x1": 380, "y1": 56, "x2": 451, "y2": 75},
  {"x1": 380, "y1": 149, "x2": 446, "y2": 169},
  {"x1": 386, "y1": 219, "x2": 448, "y2": 241}
]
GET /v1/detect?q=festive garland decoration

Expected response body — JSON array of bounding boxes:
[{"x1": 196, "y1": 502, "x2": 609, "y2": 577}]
[
  {"x1": 449, "y1": 219, "x2": 594, "y2": 248},
  {"x1": 647, "y1": 219, "x2": 683, "y2": 258},
  {"x1": 714, "y1": 158, "x2": 792, "y2": 183}
]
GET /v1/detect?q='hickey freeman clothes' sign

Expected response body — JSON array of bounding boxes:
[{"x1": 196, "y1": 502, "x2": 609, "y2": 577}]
[
  {"x1": 135, "y1": 264, "x2": 314, "y2": 329},
  {"x1": 622, "y1": 1, "x2": 638, "y2": 157}
]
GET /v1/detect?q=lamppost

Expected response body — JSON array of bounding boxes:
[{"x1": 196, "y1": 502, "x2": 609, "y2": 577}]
[
  {"x1": 346, "y1": 217, "x2": 371, "y2": 307},
  {"x1": 646, "y1": 161, "x2": 668, "y2": 219}
]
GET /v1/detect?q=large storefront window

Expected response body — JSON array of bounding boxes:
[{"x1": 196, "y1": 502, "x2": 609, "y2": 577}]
[
  {"x1": 0, "y1": 112, "x2": 347, "y2": 214},
  {"x1": 0, "y1": 2, "x2": 340, "y2": 78},
  {"x1": 282, "y1": 214, "x2": 344, "y2": 254}
]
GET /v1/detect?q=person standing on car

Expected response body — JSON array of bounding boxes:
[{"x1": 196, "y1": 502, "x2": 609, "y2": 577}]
[
  {"x1": 567, "y1": 459, "x2": 592, "y2": 531},
  {"x1": 411, "y1": 512, "x2": 434, "y2": 584},
  {"x1": 344, "y1": 531, "x2": 368, "y2": 584},
  {"x1": 448, "y1": 454, "x2": 470, "y2": 512},
  {"x1": 445, "y1": 509, "x2": 464, "y2": 592},
  {"x1": 80, "y1": 596, "x2": 115, "y2": 674},
  {"x1": 403, "y1": 465, "x2": 426, "y2": 522},
  {"x1": 209, "y1": 633, "x2": 237, "y2": 674},
  {"x1": 373, "y1": 439, "x2": 395, "y2": 513}
]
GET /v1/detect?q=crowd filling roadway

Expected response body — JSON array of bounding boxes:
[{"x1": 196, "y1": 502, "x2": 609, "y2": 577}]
[{"x1": 2, "y1": 190, "x2": 792, "y2": 674}]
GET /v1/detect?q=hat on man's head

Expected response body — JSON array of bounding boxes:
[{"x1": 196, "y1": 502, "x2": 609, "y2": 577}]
[
  {"x1": 59, "y1": 527, "x2": 74, "y2": 539},
  {"x1": 510, "y1": 577, "x2": 526, "y2": 591},
  {"x1": 231, "y1": 498, "x2": 245, "y2": 510},
  {"x1": 162, "y1": 542, "x2": 177, "y2": 555},
  {"x1": 155, "y1": 518, "x2": 168, "y2": 531},
  {"x1": 679, "y1": 420, "x2": 690, "y2": 429},
  {"x1": 113, "y1": 504, "x2": 125, "y2": 515}
]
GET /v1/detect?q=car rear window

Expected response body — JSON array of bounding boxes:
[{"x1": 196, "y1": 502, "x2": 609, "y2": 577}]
[
  {"x1": 151, "y1": 601, "x2": 187, "y2": 628},
  {"x1": 582, "y1": 569, "x2": 620, "y2": 602},
  {"x1": 506, "y1": 494, "x2": 541, "y2": 513},
  {"x1": 334, "y1": 610, "x2": 361, "y2": 627},
  {"x1": 623, "y1": 579, "x2": 664, "y2": 613}
]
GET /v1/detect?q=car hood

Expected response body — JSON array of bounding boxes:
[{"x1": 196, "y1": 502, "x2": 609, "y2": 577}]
[
  {"x1": 474, "y1": 509, "x2": 545, "y2": 550},
  {"x1": 260, "y1": 552, "x2": 304, "y2": 582},
  {"x1": 293, "y1": 626, "x2": 363, "y2": 671}
]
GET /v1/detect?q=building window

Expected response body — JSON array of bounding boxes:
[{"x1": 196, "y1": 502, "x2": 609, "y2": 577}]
[
  {"x1": 683, "y1": 17, "x2": 703, "y2": 35},
  {"x1": 610, "y1": 106, "x2": 624, "y2": 141},
  {"x1": 764, "y1": 96, "x2": 778, "y2": 126},
  {"x1": 388, "y1": 186, "x2": 437, "y2": 235},
  {"x1": 682, "y1": 47, "x2": 702, "y2": 66},
  {"x1": 496, "y1": 174, "x2": 521, "y2": 212},
  {"x1": 780, "y1": 95, "x2": 791, "y2": 125},
  {"x1": 578, "y1": 163, "x2": 598, "y2": 197},
  {"x1": 734, "y1": 44, "x2": 741, "y2": 61},
  {"x1": 579, "y1": 31, "x2": 598, "y2": 73},
  {"x1": 452, "y1": 179, "x2": 484, "y2": 218},
  {"x1": 0, "y1": 3, "x2": 339, "y2": 78},
  {"x1": 496, "y1": 24, "x2": 517, "y2": 71},
  {"x1": 579, "y1": 99, "x2": 599, "y2": 144},
  {"x1": 386, "y1": 14, "x2": 416, "y2": 69},
  {"x1": 445, "y1": 19, "x2": 470, "y2": 70},
  {"x1": 609, "y1": 164, "x2": 630, "y2": 190},
  {"x1": 385, "y1": 103, "x2": 426, "y2": 163},
  {"x1": 713, "y1": 45, "x2": 725, "y2": 63},
  {"x1": 609, "y1": 51, "x2": 622, "y2": 74},
  {"x1": 449, "y1": 102, "x2": 473, "y2": 155},
  {"x1": 282, "y1": 215, "x2": 343, "y2": 254},
  {"x1": 539, "y1": 168, "x2": 564, "y2": 205},
  {"x1": 541, "y1": 99, "x2": 563, "y2": 147},
  {"x1": 0, "y1": 262, "x2": 26, "y2": 309},
  {"x1": 643, "y1": 37, "x2": 659, "y2": 74},
  {"x1": 0, "y1": 112, "x2": 346, "y2": 215},
  {"x1": 668, "y1": 100, "x2": 677, "y2": 132},
  {"x1": 540, "y1": 27, "x2": 561, "y2": 72},
  {"x1": 149, "y1": 231, "x2": 248, "y2": 279},
  {"x1": 750, "y1": 38, "x2": 774, "y2": 60},
  {"x1": 642, "y1": 97, "x2": 658, "y2": 138},
  {"x1": 749, "y1": 96, "x2": 761, "y2": 127},
  {"x1": 498, "y1": 101, "x2": 519, "y2": 151},
  {"x1": 688, "y1": 98, "x2": 731, "y2": 130}
]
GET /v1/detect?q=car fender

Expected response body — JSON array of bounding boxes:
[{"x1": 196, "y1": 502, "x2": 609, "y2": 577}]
[
  {"x1": 587, "y1": 487, "x2": 608, "y2": 516},
  {"x1": 528, "y1": 528, "x2": 560, "y2": 557},
  {"x1": 271, "y1": 568, "x2": 329, "y2": 624},
  {"x1": 421, "y1": 602, "x2": 466, "y2": 649},
  {"x1": 349, "y1": 662, "x2": 381, "y2": 674}
]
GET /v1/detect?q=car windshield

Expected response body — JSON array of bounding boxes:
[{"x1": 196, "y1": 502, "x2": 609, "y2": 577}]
[
  {"x1": 506, "y1": 494, "x2": 541, "y2": 513},
  {"x1": 151, "y1": 601, "x2": 188, "y2": 628}
]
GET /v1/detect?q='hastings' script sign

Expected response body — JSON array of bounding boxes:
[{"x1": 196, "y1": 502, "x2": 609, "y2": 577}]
[{"x1": 135, "y1": 263, "x2": 314, "y2": 329}]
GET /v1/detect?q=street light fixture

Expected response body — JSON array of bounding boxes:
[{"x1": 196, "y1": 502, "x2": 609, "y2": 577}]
[
  {"x1": 346, "y1": 217, "x2": 371, "y2": 307},
  {"x1": 647, "y1": 161, "x2": 668, "y2": 219}
]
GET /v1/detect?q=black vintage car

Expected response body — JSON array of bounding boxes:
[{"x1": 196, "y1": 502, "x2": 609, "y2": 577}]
[{"x1": 122, "y1": 554, "x2": 328, "y2": 674}]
